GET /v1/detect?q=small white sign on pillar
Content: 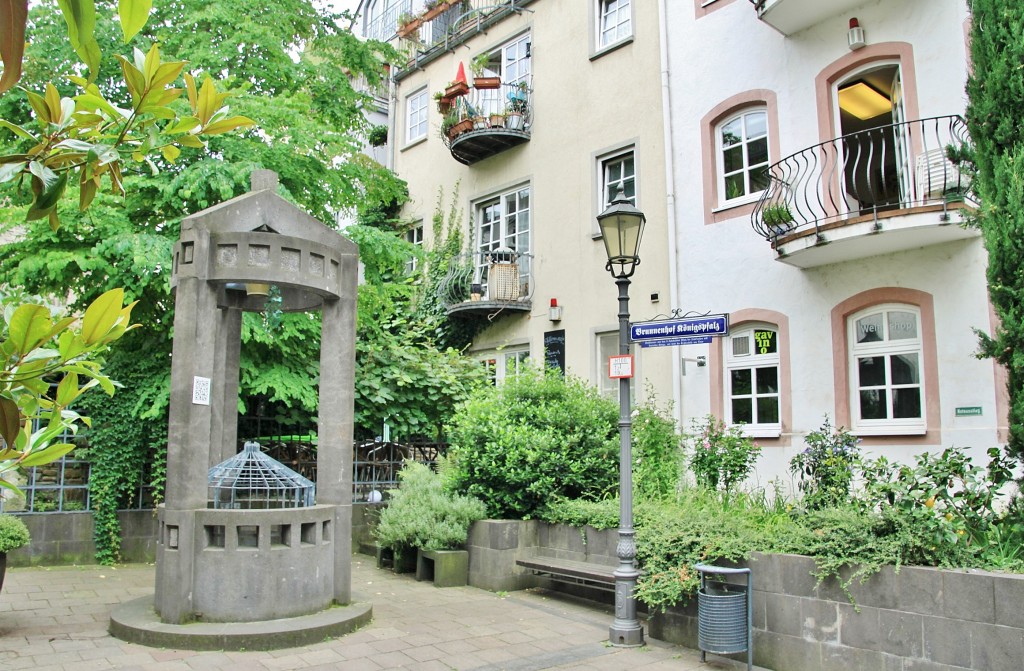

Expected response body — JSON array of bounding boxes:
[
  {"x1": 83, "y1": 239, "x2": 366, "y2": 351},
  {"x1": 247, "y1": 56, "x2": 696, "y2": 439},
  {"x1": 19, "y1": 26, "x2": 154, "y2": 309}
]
[
  {"x1": 192, "y1": 376, "x2": 212, "y2": 405},
  {"x1": 608, "y1": 355, "x2": 634, "y2": 379}
]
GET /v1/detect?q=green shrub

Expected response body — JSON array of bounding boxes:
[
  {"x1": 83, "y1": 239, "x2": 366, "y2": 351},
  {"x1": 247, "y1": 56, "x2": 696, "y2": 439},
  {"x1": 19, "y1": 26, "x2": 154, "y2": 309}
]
[
  {"x1": 686, "y1": 415, "x2": 761, "y2": 494},
  {"x1": 632, "y1": 394, "x2": 684, "y2": 501},
  {"x1": 790, "y1": 416, "x2": 859, "y2": 509},
  {"x1": 374, "y1": 462, "x2": 486, "y2": 552},
  {"x1": 0, "y1": 514, "x2": 30, "y2": 553},
  {"x1": 444, "y1": 369, "x2": 620, "y2": 518}
]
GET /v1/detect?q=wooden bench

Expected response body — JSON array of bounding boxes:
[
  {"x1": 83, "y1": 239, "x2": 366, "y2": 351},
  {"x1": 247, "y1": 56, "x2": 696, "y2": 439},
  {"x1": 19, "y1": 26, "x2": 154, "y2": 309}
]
[{"x1": 516, "y1": 556, "x2": 617, "y2": 592}]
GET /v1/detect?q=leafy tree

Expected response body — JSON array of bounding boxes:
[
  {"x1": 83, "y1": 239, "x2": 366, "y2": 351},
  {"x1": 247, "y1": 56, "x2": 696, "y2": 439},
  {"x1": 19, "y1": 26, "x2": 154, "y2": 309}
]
[{"x1": 965, "y1": 0, "x2": 1024, "y2": 462}]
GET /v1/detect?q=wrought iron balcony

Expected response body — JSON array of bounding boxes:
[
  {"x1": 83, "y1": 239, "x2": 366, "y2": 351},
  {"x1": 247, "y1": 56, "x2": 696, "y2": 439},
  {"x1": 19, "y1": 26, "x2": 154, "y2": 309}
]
[
  {"x1": 751, "y1": 115, "x2": 978, "y2": 268},
  {"x1": 437, "y1": 249, "x2": 533, "y2": 318},
  {"x1": 747, "y1": 0, "x2": 867, "y2": 35},
  {"x1": 441, "y1": 83, "x2": 532, "y2": 165}
]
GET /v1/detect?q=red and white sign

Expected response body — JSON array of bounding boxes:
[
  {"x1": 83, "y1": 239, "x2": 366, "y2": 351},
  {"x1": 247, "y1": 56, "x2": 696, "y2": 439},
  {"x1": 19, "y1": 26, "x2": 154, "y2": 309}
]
[{"x1": 608, "y1": 355, "x2": 634, "y2": 379}]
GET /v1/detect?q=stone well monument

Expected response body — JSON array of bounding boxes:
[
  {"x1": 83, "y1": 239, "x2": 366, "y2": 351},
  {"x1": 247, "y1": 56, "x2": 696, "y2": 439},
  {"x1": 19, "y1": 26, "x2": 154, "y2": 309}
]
[{"x1": 112, "y1": 170, "x2": 366, "y2": 648}]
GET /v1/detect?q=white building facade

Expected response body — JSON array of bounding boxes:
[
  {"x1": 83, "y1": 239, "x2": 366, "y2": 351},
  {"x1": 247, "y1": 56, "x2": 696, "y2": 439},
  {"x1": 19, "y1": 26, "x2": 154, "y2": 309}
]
[{"x1": 663, "y1": 0, "x2": 1004, "y2": 487}]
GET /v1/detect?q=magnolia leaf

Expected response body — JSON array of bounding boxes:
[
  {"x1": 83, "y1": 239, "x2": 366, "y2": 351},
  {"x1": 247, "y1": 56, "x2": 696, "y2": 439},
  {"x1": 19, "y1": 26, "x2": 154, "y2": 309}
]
[
  {"x1": 118, "y1": 0, "x2": 151, "y2": 43},
  {"x1": 0, "y1": 161, "x2": 25, "y2": 184},
  {"x1": 117, "y1": 54, "x2": 145, "y2": 104},
  {"x1": 176, "y1": 134, "x2": 205, "y2": 149},
  {"x1": 0, "y1": 118, "x2": 34, "y2": 140},
  {"x1": 28, "y1": 159, "x2": 58, "y2": 187},
  {"x1": 184, "y1": 72, "x2": 198, "y2": 114},
  {"x1": 161, "y1": 144, "x2": 180, "y2": 163},
  {"x1": 81, "y1": 288, "x2": 125, "y2": 345},
  {"x1": 7, "y1": 303, "x2": 53, "y2": 355},
  {"x1": 203, "y1": 115, "x2": 255, "y2": 136},
  {"x1": 0, "y1": 0, "x2": 28, "y2": 93},
  {"x1": 26, "y1": 171, "x2": 68, "y2": 221},
  {"x1": 165, "y1": 116, "x2": 200, "y2": 135},
  {"x1": 150, "y1": 60, "x2": 185, "y2": 90},
  {"x1": 56, "y1": 0, "x2": 100, "y2": 80},
  {"x1": 19, "y1": 442, "x2": 75, "y2": 468},
  {"x1": 0, "y1": 395, "x2": 19, "y2": 448},
  {"x1": 54, "y1": 138, "x2": 96, "y2": 152},
  {"x1": 75, "y1": 92, "x2": 123, "y2": 119},
  {"x1": 58, "y1": 330, "x2": 88, "y2": 361},
  {"x1": 79, "y1": 175, "x2": 97, "y2": 210},
  {"x1": 139, "y1": 104, "x2": 176, "y2": 120},
  {"x1": 43, "y1": 82, "x2": 62, "y2": 123},
  {"x1": 0, "y1": 478, "x2": 22, "y2": 496},
  {"x1": 25, "y1": 89, "x2": 50, "y2": 125},
  {"x1": 21, "y1": 347, "x2": 59, "y2": 363},
  {"x1": 55, "y1": 372, "x2": 80, "y2": 407}
]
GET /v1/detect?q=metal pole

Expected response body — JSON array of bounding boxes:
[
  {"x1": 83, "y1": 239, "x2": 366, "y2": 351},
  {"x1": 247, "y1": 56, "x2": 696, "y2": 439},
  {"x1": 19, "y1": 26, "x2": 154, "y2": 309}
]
[{"x1": 609, "y1": 276, "x2": 644, "y2": 646}]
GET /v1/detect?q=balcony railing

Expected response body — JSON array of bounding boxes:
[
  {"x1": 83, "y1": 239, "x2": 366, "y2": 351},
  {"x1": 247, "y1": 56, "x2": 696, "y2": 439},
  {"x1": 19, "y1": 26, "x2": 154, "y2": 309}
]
[
  {"x1": 752, "y1": 115, "x2": 972, "y2": 243},
  {"x1": 437, "y1": 249, "x2": 533, "y2": 317},
  {"x1": 441, "y1": 82, "x2": 532, "y2": 164}
]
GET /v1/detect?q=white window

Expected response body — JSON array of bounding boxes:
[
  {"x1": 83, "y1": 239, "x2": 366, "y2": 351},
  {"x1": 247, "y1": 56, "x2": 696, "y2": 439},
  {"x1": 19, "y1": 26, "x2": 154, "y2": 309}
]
[
  {"x1": 725, "y1": 326, "x2": 781, "y2": 436},
  {"x1": 405, "y1": 224, "x2": 423, "y2": 273},
  {"x1": 406, "y1": 89, "x2": 428, "y2": 143},
  {"x1": 718, "y1": 108, "x2": 769, "y2": 204},
  {"x1": 476, "y1": 186, "x2": 530, "y2": 299},
  {"x1": 598, "y1": 0, "x2": 632, "y2": 48},
  {"x1": 480, "y1": 348, "x2": 530, "y2": 385},
  {"x1": 601, "y1": 150, "x2": 636, "y2": 208},
  {"x1": 849, "y1": 306, "x2": 924, "y2": 434}
]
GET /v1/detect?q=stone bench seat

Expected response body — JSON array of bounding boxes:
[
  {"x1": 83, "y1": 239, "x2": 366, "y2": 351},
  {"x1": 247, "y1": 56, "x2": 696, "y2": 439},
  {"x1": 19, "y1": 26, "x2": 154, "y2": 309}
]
[{"x1": 516, "y1": 556, "x2": 617, "y2": 592}]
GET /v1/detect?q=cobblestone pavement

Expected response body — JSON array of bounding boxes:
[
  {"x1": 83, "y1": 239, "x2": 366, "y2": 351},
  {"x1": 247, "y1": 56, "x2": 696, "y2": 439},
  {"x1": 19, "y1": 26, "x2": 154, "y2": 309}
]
[{"x1": 0, "y1": 555, "x2": 756, "y2": 670}]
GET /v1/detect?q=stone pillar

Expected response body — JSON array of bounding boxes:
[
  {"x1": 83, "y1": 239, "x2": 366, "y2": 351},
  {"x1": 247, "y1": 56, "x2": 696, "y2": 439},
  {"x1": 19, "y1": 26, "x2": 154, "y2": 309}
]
[{"x1": 211, "y1": 308, "x2": 242, "y2": 464}]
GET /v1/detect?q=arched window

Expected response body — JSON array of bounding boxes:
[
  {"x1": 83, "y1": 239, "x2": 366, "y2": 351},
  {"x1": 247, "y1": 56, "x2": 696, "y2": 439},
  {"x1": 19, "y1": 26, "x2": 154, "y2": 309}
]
[{"x1": 848, "y1": 304, "x2": 925, "y2": 434}]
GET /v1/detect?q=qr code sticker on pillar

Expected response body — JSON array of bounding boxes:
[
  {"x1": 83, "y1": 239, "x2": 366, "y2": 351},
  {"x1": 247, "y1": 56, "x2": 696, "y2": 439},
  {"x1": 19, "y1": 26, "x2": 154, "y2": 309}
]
[{"x1": 192, "y1": 376, "x2": 212, "y2": 405}]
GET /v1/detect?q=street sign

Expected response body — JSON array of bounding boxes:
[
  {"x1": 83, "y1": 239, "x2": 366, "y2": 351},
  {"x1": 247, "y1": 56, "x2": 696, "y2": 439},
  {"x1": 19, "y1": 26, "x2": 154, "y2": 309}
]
[
  {"x1": 630, "y1": 315, "x2": 728, "y2": 347},
  {"x1": 955, "y1": 406, "x2": 983, "y2": 417}
]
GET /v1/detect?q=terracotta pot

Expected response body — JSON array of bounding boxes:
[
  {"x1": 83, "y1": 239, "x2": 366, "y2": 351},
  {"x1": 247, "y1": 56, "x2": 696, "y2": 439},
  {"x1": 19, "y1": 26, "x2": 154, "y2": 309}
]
[
  {"x1": 397, "y1": 17, "x2": 423, "y2": 38},
  {"x1": 445, "y1": 81, "x2": 469, "y2": 98},
  {"x1": 473, "y1": 77, "x2": 501, "y2": 90}
]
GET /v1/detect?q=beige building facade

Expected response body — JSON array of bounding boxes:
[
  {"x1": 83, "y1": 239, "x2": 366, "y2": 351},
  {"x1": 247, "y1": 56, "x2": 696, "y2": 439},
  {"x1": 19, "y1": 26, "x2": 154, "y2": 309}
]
[{"x1": 365, "y1": 0, "x2": 675, "y2": 403}]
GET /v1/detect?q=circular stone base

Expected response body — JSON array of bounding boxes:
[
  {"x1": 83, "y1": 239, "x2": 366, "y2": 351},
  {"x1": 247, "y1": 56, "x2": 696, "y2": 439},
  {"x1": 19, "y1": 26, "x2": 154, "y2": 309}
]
[{"x1": 109, "y1": 595, "x2": 372, "y2": 651}]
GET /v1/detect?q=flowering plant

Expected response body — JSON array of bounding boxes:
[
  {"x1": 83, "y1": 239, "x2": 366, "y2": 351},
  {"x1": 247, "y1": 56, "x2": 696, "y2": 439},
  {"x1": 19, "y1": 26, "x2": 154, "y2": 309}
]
[
  {"x1": 686, "y1": 415, "x2": 761, "y2": 494},
  {"x1": 790, "y1": 416, "x2": 860, "y2": 509}
]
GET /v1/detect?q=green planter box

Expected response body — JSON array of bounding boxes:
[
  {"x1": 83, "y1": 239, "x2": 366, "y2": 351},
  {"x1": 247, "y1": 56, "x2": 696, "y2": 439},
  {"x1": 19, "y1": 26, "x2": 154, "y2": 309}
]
[
  {"x1": 416, "y1": 549, "x2": 469, "y2": 587},
  {"x1": 377, "y1": 546, "x2": 417, "y2": 574}
]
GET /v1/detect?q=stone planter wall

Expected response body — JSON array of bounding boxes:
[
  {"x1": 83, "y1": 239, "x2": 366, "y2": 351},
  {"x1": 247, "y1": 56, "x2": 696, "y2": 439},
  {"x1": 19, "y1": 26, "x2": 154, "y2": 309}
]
[
  {"x1": 466, "y1": 521, "x2": 1024, "y2": 671},
  {"x1": 7, "y1": 511, "x2": 158, "y2": 566}
]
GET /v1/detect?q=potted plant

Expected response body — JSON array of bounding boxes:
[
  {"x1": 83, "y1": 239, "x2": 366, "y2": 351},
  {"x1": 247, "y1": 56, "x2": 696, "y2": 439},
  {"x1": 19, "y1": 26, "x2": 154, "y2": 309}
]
[
  {"x1": 422, "y1": 0, "x2": 455, "y2": 22},
  {"x1": 0, "y1": 514, "x2": 30, "y2": 594},
  {"x1": 489, "y1": 112, "x2": 506, "y2": 128},
  {"x1": 373, "y1": 462, "x2": 486, "y2": 585},
  {"x1": 471, "y1": 53, "x2": 501, "y2": 90},
  {"x1": 434, "y1": 91, "x2": 452, "y2": 114},
  {"x1": 445, "y1": 79, "x2": 469, "y2": 98},
  {"x1": 505, "y1": 82, "x2": 529, "y2": 131},
  {"x1": 368, "y1": 124, "x2": 388, "y2": 147},
  {"x1": 466, "y1": 102, "x2": 487, "y2": 130},
  {"x1": 761, "y1": 202, "x2": 795, "y2": 235},
  {"x1": 397, "y1": 12, "x2": 423, "y2": 39}
]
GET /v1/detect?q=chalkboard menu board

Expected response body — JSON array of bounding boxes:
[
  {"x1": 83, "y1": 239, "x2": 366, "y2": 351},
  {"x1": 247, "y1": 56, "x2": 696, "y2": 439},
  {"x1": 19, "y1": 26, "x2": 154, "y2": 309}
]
[{"x1": 544, "y1": 329, "x2": 566, "y2": 374}]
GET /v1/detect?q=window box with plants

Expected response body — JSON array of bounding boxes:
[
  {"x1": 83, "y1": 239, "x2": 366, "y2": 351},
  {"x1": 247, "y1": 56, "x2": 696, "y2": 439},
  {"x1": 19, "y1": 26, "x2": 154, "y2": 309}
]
[
  {"x1": 373, "y1": 462, "x2": 486, "y2": 586},
  {"x1": 0, "y1": 514, "x2": 30, "y2": 594},
  {"x1": 422, "y1": 0, "x2": 458, "y2": 22},
  {"x1": 445, "y1": 79, "x2": 469, "y2": 99},
  {"x1": 471, "y1": 53, "x2": 501, "y2": 90},
  {"x1": 397, "y1": 12, "x2": 423, "y2": 39},
  {"x1": 761, "y1": 202, "x2": 795, "y2": 236}
]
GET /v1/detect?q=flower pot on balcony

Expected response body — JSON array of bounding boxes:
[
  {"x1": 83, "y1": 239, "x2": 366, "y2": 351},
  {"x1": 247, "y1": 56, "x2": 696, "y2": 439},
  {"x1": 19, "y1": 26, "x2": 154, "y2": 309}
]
[
  {"x1": 422, "y1": 0, "x2": 455, "y2": 21},
  {"x1": 472, "y1": 115, "x2": 488, "y2": 130},
  {"x1": 505, "y1": 112, "x2": 525, "y2": 131},
  {"x1": 473, "y1": 77, "x2": 501, "y2": 90},
  {"x1": 445, "y1": 81, "x2": 469, "y2": 98},
  {"x1": 489, "y1": 113, "x2": 506, "y2": 128},
  {"x1": 447, "y1": 118, "x2": 473, "y2": 141},
  {"x1": 397, "y1": 16, "x2": 423, "y2": 39}
]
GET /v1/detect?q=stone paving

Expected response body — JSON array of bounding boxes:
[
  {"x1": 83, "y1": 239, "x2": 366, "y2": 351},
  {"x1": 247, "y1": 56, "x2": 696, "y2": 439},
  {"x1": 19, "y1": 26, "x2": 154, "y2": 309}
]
[{"x1": 0, "y1": 555, "x2": 759, "y2": 670}]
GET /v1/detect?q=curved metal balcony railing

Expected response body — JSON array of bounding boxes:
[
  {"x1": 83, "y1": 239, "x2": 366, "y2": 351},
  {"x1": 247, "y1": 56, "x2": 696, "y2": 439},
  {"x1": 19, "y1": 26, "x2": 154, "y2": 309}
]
[
  {"x1": 436, "y1": 249, "x2": 533, "y2": 315},
  {"x1": 751, "y1": 115, "x2": 972, "y2": 242},
  {"x1": 442, "y1": 82, "x2": 532, "y2": 164}
]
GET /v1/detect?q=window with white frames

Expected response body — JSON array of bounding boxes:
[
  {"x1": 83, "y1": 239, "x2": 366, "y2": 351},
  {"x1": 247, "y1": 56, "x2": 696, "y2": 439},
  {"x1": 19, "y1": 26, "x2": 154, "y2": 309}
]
[
  {"x1": 601, "y1": 150, "x2": 636, "y2": 208},
  {"x1": 474, "y1": 33, "x2": 531, "y2": 117},
  {"x1": 725, "y1": 326, "x2": 781, "y2": 436},
  {"x1": 405, "y1": 224, "x2": 423, "y2": 273},
  {"x1": 849, "y1": 306, "x2": 925, "y2": 434},
  {"x1": 406, "y1": 89, "x2": 428, "y2": 143},
  {"x1": 480, "y1": 348, "x2": 530, "y2": 385},
  {"x1": 598, "y1": 0, "x2": 632, "y2": 49},
  {"x1": 476, "y1": 186, "x2": 530, "y2": 298},
  {"x1": 718, "y1": 108, "x2": 769, "y2": 205}
]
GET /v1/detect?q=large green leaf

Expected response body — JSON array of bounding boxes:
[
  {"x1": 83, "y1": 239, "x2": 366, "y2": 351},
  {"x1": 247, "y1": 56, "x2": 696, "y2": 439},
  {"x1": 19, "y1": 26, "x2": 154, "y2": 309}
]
[
  {"x1": 55, "y1": 0, "x2": 101, "y2": 80},
  {"x1": 0, "y1": 0, "x2": 28, "y2": 93},
  {"x1": 81, "y1": 288, "x2": 124, "y2": 345},
  {"x1": 118, "y1": 0, "x2": 151, "y2": 43},
  {"x1": 6, "y1": 303, "x2": 52, "y2": 355},
  {"x1": 0, "y1": 395, "x2": 20, "y2": 448}
]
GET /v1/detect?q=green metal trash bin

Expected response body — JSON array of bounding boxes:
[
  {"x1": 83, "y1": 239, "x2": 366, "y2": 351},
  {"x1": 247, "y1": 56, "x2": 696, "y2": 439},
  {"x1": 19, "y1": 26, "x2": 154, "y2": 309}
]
[{"x1": 695, "y1": 564, "x2": 752, "y2": 671}]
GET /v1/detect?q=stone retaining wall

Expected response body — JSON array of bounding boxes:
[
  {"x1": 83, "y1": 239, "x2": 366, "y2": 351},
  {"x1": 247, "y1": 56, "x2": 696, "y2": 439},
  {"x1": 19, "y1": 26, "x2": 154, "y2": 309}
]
[
  {"x1": 466, "y1": 520, "x2": 1024, "y2": 671},
  {"x1": 8, "y1": 511, "x2": 158, "y2": 566}
]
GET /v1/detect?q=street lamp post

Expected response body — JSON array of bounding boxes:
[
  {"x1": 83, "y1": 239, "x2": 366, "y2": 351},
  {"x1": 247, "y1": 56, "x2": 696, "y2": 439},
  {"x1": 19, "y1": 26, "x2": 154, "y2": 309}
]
[{"x1": 597, "y1": 187, "x2": 646, "y2": 647}]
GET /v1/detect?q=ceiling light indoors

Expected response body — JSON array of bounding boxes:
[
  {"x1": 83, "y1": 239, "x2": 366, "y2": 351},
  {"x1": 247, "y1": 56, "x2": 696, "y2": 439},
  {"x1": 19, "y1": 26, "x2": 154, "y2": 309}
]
[{"x1": 838, "y1": 81, "x2": 891, "y2": 120}]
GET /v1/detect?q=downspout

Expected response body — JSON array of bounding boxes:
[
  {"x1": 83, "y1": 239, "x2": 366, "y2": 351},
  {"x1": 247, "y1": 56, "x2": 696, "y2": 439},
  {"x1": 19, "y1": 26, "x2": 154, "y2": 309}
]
[{"x1": 657, "y1": 0, "x2": 683, "y2": 428}]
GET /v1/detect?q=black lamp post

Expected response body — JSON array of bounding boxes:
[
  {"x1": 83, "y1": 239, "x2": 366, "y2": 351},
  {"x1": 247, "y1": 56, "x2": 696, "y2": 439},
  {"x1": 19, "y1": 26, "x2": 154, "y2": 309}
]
[{"x1": 596, "y1": 186, "x2": 645, "y2": 647}]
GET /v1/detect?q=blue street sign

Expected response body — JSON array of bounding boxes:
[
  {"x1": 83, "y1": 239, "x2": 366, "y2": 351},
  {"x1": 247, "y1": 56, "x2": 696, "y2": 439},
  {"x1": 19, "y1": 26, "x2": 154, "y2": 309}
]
[{"x1": 630, "y1": 315, "x2": 729, "y2": 344}]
